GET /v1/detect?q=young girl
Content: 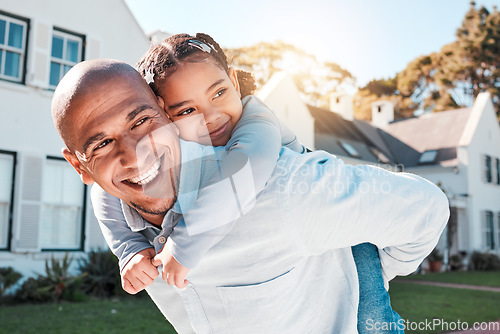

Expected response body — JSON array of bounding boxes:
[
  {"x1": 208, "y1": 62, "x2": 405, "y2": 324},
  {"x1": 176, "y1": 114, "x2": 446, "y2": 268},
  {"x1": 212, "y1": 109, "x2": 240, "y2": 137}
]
[{"x1": 92, "y1": 33, "x2": 402, "y2": 333}]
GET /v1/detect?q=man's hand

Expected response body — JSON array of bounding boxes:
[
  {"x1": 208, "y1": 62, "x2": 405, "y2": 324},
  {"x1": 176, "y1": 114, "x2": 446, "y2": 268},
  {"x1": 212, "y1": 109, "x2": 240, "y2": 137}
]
[
  {"x1": 152, "y1": 246, "x2": 190, "y2": 289},
  {"x1": 121, "y1": 248, "x2": 159, "y2": 294}
]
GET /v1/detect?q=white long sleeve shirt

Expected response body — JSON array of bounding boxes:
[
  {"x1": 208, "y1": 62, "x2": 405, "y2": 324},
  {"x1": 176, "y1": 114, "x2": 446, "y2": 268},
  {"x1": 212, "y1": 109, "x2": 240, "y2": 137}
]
[{"x1": 93, "y1": 140, "x2": 449, "y2": 333}]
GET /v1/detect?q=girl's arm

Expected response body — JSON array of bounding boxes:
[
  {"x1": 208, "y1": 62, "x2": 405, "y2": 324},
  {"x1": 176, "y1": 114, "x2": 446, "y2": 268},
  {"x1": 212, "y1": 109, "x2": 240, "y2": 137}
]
[{"x1": 168, "y1": 96, "x2": 300, "y2": 269}]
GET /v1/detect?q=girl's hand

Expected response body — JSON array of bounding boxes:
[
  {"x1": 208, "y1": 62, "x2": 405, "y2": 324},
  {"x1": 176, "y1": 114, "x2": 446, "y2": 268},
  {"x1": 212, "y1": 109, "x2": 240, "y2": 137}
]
[
  {"x1": 152, "y1": 246, "x2": 190, "y2": 289},
  {"x1": 121, "y1": 248, "x2": 159, "y2": 294}
]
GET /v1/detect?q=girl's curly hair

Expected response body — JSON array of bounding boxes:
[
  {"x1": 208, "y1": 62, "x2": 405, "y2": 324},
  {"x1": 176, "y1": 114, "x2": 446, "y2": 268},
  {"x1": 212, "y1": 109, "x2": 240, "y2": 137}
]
[{"x1": 136, "y1": 33, "x2": 256, "y2": 99}]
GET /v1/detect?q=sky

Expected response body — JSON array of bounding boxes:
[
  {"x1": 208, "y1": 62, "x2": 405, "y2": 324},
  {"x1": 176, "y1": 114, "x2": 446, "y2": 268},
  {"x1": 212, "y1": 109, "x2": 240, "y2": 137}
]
[{"x1": 124, "y1": 0, "x2": 499, "y2": 88}]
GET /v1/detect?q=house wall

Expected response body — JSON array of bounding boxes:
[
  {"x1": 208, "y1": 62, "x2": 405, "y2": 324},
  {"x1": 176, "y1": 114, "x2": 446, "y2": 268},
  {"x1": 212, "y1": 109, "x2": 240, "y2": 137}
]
[
  {"x1": 0, "y1": 0, "x2": 149, "y2": 280},
  {"x1": 257, "y1": 72, "x2": 315, "y2": 150},
  {"x1": 461, "y1": 94, "x2": 500, "y2": 254}
]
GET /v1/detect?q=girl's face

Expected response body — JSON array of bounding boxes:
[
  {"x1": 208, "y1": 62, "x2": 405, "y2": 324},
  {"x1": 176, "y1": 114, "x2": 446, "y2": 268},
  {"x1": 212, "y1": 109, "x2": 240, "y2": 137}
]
[{"x1": 157, "y1": 60, "x2": 242, "y2": 147}]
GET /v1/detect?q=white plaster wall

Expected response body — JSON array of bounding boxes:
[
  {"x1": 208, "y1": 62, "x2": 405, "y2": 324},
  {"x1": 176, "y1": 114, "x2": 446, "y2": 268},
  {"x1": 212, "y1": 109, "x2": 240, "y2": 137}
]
[
  {"x1": 0, "y1": 0, "x2": 149, "y2": 280},
  {"x1": 463, "y1": 95, "x2": 500, "y2": 253},
  {"x1": 257, "y1": 72, "x2": 315, "y2": 150}
]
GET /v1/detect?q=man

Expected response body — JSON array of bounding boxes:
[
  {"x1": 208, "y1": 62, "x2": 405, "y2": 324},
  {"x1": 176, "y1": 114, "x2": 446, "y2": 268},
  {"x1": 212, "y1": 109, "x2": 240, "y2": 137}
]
[{"x1": 52, "y1": 59, "x2": 449, "y2": 333}]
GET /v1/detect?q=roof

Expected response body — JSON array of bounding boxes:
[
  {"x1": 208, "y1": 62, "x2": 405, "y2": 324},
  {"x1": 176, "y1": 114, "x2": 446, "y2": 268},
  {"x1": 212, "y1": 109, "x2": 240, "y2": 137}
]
[
  {"x1": 382, "y1": 108, "x2": 472, "y2": 167},
  {"x1": 307, "y1": 105, "x2": 396, "y2": 164}
]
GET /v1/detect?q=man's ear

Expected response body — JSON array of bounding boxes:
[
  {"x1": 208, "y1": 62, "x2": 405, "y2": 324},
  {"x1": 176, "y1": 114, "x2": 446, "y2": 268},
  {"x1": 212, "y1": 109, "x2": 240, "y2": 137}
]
[
  {"x1": 62, "y1": 148, "x2": 95, "y2": 185},
  {"x1": 228, "y1": 67, "x2": 241, "y2": 98}
]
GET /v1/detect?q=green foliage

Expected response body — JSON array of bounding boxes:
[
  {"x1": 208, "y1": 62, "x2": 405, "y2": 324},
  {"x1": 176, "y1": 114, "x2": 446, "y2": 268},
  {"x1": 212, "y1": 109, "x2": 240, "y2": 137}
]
[
  {"x1": 15, "y1": 253, "x2": 85, "y2": 303},
  {"x1": 358, "y1": 3, "x2": 500, "y2": 119},
  {"x1": 427, "y1": 248, "x2": 444, "y2": 262},
  {"x1": 225, "y1": 41, "x2": 354, "y2": 109},
  {"x1": 396, "y1": 3, "x2": 500, "y2": 116},
  {"x1": 469, "y1": 251, "x2": 500, "y2": 270},
  {"x1": 78, "y1": 250, "x2": 121, "y2": 298},
  {"x1": 0, "y1": 267, "x2": 22, "y2": 297}
]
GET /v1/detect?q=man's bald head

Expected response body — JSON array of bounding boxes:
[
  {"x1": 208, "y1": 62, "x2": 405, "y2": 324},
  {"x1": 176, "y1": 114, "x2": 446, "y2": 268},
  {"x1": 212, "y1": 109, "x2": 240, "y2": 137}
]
[{"x1": 51, "y1": 59, "x2": 153, "y2": 151}]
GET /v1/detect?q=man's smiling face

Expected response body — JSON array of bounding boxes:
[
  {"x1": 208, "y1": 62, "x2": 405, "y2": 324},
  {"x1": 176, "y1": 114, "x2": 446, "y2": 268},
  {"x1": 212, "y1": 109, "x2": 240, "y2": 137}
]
[{"x1": 59, "y1": 63, "x2": 181, "y2": 221}]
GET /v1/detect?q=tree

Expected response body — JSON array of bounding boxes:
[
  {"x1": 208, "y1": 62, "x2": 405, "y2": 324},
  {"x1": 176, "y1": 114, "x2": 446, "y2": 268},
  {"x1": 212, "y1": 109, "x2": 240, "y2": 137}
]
[
  {"x1": 225, "y1": 41, "x2": 355, "y2": 109},
  {"x1": 397, "y1": 2, "x2": 500, "y2": 118}
]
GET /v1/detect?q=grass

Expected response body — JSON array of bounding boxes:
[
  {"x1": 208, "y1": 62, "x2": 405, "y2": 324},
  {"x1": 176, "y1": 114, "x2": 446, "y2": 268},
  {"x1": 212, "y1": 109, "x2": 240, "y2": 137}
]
[
  {"x1": 0, "y1": 295, "x2": 175, "y2": 334},
  {"x1": 389, "y1": 277, "x2": 500, "y2": 333},
  {"x1": 395, "y1": 271, "x2": 500, "y2": 288},
  {"x1": 2, "y1": 272, "x2": 499, "y2": 334}
]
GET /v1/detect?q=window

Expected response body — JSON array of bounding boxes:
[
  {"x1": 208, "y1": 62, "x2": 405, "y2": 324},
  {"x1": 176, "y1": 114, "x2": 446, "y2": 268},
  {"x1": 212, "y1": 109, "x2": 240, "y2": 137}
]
[
  {"x1": 496, "y1": 158, "x2": 500, "y2": 185},
  {"x1": 484, "y1": 211, "x2": 494, "y2": 250},
  {"x1": 369, "y1": 147, "x2": 390, "y2": 164},
  {"x1": 0, "y1": 12, "x2": 28, "y2": 83},
  {"x1": 0, "y1": 151, "x2": 15, "y2": 250},
  {"x1": 338, "y1": 141, "x2": 360, "y2": 158},
  {"x1": 484, "y1": 155, "x2": 492, "y2": 183},
  {"x1": 419, "y1": 150, "x2": 438, "y2": 164},
  {"x1": 49, "y1": 28, "x2": 84, "y2": 88},
  {"x1": 41, "y1": 157, "x2": 85, "y2": 250}
]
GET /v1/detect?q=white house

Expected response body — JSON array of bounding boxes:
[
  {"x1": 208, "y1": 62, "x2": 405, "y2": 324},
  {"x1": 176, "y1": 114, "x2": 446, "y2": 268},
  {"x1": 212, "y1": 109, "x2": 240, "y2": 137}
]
[
  {"x1": 0, "y1": 0, "x2": 149, "y2": 278},
  {"x1": 258, "y1": 72, "x2": 500, "y2": 262},
  {"x1": 380, "y1": 93, "x2": 500, "y2": 259}
]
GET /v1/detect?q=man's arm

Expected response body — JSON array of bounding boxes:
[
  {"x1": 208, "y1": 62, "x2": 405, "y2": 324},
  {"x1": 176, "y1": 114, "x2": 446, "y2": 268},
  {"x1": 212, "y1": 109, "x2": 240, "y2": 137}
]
[
  {"x1": 282, "y1": 151, "x2": 449, "y2": 283},
  {"x1": 90, "y1": 185, "x2": 159, "y2": 293}
]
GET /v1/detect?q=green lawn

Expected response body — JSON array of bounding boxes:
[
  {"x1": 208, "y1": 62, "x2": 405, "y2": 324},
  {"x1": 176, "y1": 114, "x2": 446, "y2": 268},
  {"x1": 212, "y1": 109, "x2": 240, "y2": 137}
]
[
  {"x1": 389, "y1": 280, "x2": 500, "y2": 333},
  {"x1": 2, "y1": 272, "x2": 499, "y2": 334},
  {"x1": 0, "y1": 295, "x2": 174, "y2": 334},
  {"x1": 395, "y1": 271, "x2": 500, "y2": 287}
]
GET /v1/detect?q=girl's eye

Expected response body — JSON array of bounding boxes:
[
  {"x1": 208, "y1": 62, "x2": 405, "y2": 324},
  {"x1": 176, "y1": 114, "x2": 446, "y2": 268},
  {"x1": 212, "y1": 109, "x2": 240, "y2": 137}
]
[
  {"x1": 214, "y1": 89, "x2": 225, "y2": 98},
  {"x1": 178, "y1": 108, "x2": 195, "y2": 116}
]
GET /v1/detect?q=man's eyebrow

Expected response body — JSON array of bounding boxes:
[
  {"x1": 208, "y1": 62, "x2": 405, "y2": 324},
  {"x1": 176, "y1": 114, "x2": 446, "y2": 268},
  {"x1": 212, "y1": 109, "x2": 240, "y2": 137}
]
[
  {"x1": 82, "y1": 132, "x2": 105, "y2": 155},
  {"x1": 167, "y1": 78, "x2": 226, "y2": 111},
  {"x1": 126, "y1": 105, "x2": 151, "y2": 122}
]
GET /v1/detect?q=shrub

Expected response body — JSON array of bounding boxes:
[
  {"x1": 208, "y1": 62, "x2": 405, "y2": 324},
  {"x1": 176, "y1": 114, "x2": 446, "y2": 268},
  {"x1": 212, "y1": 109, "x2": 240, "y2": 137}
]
[
  {"x1": 427, "y1": 248, "x2": 443, "y2": 262},
  {"x1": 15, "y1": 253, "x2": 85, "y2": 303},
  {"x1": 469, "y1": 251, "x2": 500, "y2": 271},
  {"x1": 78, "y1": 250, "x2": 121, "y2": 298},
  {"x1": 0, "y1": 267, "x2": 22, "y2": 297}
]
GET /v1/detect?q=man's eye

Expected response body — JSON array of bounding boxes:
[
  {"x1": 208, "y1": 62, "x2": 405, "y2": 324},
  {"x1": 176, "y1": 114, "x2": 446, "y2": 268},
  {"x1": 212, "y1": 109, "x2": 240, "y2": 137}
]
[
  {"x1": 132, "y1": 117, "x2": 149, "y2": 129},
  {"x1": 214, "y1": 89, "x2": 225, "y2": 98},
  {"x1": 95, "y1": 139, "x2": 112, "y2": 151},
  {"x1": 178, "y1": 108, "x2": 195, "y2": 116}
]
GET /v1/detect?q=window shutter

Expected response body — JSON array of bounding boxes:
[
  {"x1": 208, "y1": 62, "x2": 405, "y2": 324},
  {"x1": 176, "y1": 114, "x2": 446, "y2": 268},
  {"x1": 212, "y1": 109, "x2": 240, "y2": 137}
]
[
  {"x1": 12, "y1": 153, "x2": 44, "y2": 252},
  {"x1": 27, "y1": 20, "x2": 51, "y2": 89},
  {"x1": 85, "y1": 190, "x2": 106, "y2": 251}
]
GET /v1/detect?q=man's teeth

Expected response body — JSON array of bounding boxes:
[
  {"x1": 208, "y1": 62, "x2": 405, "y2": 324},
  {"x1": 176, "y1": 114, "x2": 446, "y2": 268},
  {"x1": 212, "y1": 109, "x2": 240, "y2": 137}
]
[{"x1": 128, "y1": 160, "x2": 161, "y2": 185}]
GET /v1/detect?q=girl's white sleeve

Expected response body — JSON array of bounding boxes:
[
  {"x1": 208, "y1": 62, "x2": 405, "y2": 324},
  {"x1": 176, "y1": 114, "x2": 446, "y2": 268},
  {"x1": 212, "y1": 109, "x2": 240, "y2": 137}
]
[{"x1": 169, "y1": 96, "x2": 298, "y2": 268}]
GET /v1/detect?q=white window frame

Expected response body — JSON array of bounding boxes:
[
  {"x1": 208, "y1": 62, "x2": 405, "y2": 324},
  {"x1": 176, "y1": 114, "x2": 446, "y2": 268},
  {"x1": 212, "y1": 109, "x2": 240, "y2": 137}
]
[
  {"x1": 0, "y1": 12, "x2": 28, "y2": 83},
  {"x1": 0, "y1": 151, "x2": 15, "y2": 251},
  {"x1": 40, "y1": 157, "x2": 86, "y2": 251},
  {"x1": 49, "y1": 28, "x2": 84, "y2": 89}
]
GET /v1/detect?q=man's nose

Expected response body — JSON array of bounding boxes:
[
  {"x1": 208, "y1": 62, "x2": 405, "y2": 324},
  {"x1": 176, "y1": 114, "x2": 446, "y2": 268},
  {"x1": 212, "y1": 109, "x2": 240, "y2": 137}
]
[{"x1": 117, "y1": 136, "x2": 139, "y2": 168}]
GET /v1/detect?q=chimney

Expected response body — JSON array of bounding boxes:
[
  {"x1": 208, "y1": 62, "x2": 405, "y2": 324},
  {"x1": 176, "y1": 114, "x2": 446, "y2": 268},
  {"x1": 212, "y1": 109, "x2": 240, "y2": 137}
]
[
  {"x1": 371, "y1": 101, "x2": 394, "y2": 128},
  {"x1": 330, "y1": 92, "x2": 354, "y2": 121}
]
